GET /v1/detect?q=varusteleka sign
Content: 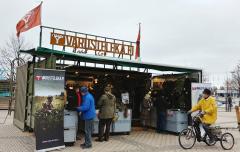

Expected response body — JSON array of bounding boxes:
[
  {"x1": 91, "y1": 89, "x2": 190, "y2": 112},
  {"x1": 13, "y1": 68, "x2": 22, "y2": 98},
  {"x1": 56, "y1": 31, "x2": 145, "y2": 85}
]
[{"x1": 50, "y1": 32, "x2": 134, "y2": 56}]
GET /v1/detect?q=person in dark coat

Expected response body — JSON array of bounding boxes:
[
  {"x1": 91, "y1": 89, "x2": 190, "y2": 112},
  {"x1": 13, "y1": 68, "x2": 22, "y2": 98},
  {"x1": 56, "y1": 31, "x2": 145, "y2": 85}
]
[
  {"x1": 155, "y1": 90, "x2": 167, "y2": 133},
  {"x1": 77, "y1": 87, "x2": 96, "y2": 149},
  {"x1": 141, "y1": 91, "x2": 152, "y2": 130},
  {"x1": 66, "y1": 87, "x2": 79, "y2": 110},
  {"x1": 227, "y1": 94, "x2": 232, "y2": 112},
  {"x1": 96, "y1": 86, "x2": 116, "y2": 142}
]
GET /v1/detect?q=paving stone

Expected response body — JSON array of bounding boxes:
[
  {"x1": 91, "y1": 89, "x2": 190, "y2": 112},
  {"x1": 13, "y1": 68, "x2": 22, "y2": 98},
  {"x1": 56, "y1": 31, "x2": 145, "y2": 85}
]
[{"x1": 0, "y1": 110, "x2": 240, "y2": 152}]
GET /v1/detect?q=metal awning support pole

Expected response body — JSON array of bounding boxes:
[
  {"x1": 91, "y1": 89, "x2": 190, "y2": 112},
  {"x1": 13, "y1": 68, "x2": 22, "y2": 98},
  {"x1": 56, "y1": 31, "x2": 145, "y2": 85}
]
[
  {"x1": 8, "y1": 61, "x2": 14, "y2": 115},
  {"x1": 29, "y1": 55, "x2": 36, "y2": 130}
]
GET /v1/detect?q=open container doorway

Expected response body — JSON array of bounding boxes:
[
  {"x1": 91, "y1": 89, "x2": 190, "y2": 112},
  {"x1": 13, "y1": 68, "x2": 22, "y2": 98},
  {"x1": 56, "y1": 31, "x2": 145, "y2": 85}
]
[{"x1": 64, "y1": 66, "x2": 151, "y2": 126}]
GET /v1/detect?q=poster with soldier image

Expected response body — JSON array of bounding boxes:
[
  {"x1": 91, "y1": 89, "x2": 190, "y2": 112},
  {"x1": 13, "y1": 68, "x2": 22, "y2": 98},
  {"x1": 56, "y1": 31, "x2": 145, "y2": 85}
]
[{"x1": 34, "y1": 68, "x2": 65, "y2": 151}]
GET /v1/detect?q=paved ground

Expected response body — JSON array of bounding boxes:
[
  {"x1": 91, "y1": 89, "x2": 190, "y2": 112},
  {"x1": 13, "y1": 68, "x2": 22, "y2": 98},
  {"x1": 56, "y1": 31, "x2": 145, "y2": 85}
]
[{"x1": 0, "y1": 109, "x2": 240, "y2": 152}]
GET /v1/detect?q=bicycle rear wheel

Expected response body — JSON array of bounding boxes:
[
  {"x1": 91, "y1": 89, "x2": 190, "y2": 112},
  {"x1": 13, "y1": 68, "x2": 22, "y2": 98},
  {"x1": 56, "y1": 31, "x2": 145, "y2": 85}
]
[
  {"x1": 220, "y1": 132, "x2": 234, "y2": 150},
  {"x1": 178, "y1": 128, "x2": 196, "y2": 149}
]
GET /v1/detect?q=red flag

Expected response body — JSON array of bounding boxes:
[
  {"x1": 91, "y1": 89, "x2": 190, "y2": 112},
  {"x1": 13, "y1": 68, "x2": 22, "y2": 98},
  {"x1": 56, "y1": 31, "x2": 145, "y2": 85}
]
[
  {"x1": 16, "y1": 3, "x2": 42, "y2": 37},
  {"x1": 135, "y1": 23, "x2": 141, "y2": 60}
]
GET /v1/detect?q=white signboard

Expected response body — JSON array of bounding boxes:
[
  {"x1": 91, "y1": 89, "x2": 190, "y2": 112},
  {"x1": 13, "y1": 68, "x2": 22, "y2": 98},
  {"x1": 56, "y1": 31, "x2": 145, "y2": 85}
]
[
  {"x1": 121, "y1": 92, "x2": 129, "y2": 104},
  {"x1": 191, "y1": 83, "x2": 211, "y2": 108}
]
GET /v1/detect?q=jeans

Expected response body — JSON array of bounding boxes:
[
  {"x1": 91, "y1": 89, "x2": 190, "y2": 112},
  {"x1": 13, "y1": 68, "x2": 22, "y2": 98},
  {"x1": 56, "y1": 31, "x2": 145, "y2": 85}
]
[
  {"x1": 202, "y1": 124, "x2": 213, "y2": 139},
  {"x1": 157, "y1": 111, "x2": 166, "y2": 132},
  {"x1": 84, "y1": 119, "x2": 93, "y2": 146},
  {"x1": 98, "y1": 118, "x2": 112, "y2": 140},
  {"x1": 77, "y1": 115, "x2": 85, "y2": 135},
  {"x1": 194, "y1": 119, "x2": 213, "y2": 140}
]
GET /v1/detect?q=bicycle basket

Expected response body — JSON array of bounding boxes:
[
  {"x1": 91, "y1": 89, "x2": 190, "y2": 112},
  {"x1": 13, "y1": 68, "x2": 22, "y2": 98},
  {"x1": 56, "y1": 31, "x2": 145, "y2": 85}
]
[{"x1": 210, "y1": 126, "x2": 222, "y2": 137}]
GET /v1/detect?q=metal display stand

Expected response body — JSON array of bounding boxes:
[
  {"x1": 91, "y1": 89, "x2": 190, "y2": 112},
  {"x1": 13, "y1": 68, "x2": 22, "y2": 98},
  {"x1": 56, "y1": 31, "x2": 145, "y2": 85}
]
[
  {"x1": 165, "y1": 109, "x2": 188, "y2": 133},
  {"x1": 64, "y1": 110, "x2": 78, "y2": 144}
]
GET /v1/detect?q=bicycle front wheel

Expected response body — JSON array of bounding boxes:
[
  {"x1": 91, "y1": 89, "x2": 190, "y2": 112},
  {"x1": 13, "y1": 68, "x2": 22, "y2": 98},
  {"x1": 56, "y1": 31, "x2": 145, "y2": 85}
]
[
  {"x1": 178, "y1": 128, "x2": 196, "y2": 149},
  {"x1": 220, "y1": 132, "x2": 234, "y2": 150}
]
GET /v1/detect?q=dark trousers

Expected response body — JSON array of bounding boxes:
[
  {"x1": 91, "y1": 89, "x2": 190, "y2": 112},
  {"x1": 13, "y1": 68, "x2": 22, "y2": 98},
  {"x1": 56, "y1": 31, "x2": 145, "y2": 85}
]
[
  {"x1": 227, "y1": 103, "x2": 232, "y2": 112},
  {"x1": 194, "y1": 120, "x2": 213, "y2": 140},
  {"x1": 77, "y1": 116, "x2": 85, "y2": 135},
  {"x1": 157, "y1": 111, "x2": 166, "y2": 132},
  {"x1": 202, "y1": 124, "x2": 213, "y2": 139},
  {"x1": 84, "y1": 119, "x2": 93, "y2": 146},
  {"x1": 98, "y1": 118, "x2": 112, "y2": 140}
]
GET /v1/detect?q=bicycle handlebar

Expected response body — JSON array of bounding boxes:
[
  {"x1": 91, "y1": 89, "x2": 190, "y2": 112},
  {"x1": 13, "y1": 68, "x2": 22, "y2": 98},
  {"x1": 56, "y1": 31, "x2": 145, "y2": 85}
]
[{"x1": 191, "y1": 111, "x2": 206, "y2": 121}]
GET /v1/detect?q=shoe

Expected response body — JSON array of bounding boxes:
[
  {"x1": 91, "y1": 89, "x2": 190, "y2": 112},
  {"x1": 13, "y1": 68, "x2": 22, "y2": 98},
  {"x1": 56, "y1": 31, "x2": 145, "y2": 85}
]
[
  {"x1": 80, "y1": 143, "x2": 85, "y2": 147},
  {"x1": 197, "y1": 137, "x2": 203, "y2": 142},
  {"x1": 95, "y1": 138, "x2": 104, "y2": 142},
  {"x1": 104, "y1": 138, "x2": 109, "y2": 141},
  {"x1": 81, "y1": 145, "x2": 92, "y2": 149},
  {"x1": 208, "y1": 138, "x2": 215, "y2": 144}
]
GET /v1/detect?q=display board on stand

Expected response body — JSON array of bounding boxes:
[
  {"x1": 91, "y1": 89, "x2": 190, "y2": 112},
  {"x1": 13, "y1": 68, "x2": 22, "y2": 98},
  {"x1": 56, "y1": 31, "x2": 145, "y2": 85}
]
[{"x1": 33, "y1": 68, "x2": 65, "y2": 152}]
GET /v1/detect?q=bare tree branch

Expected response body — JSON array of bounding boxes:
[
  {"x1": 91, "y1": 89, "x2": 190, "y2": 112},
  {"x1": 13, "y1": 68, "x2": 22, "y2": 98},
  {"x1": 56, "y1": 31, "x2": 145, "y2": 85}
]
[
  {"x1": 0, "y1": 34, "x2": 32, "y2": 80},
  {"x1": 231, "y1": 62, "x2": 240, "y2": 97}
]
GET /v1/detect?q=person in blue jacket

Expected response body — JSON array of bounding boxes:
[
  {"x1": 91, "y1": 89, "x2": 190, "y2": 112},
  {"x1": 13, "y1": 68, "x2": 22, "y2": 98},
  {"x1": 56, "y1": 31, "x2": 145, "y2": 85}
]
[{"x1": 77, "y1": 86, "x2": 96, "y2": 149}]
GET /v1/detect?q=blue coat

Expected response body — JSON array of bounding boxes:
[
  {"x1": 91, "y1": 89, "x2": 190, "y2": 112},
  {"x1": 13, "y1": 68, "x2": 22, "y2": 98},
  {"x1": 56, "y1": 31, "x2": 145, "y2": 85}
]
[{"x1": 77, "y1": 92, "x2": 96, "y2": 120}]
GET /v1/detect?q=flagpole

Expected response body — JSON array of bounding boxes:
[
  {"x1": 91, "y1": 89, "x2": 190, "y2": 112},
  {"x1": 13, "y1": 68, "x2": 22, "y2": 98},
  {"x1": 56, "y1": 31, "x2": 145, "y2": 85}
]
[
  {"x1": 135, "y1": 22, "x2": 141, "y2": 62},
  {"x1": 17, "y1": 36, "x2": 20, "y2": 65},
  {"x1": 39, "y1": 1, "x2": 43, "y2": 47}
]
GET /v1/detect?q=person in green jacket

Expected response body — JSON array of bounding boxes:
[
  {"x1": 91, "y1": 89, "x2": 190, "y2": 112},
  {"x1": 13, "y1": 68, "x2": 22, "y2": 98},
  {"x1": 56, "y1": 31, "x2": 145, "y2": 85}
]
[{"x1": 96, "y1": 86, "x2": 116, "y2": 142}]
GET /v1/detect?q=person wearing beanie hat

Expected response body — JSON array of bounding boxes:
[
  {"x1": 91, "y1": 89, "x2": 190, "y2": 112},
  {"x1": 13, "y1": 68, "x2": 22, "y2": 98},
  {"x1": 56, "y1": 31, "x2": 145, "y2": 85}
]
[
  {"x1": 80, "y1": 86, "x2": 88, "y2": 94},
  {"x1": 77, "y1": 86, "x2": 96, "y2": 149},
  {"x1": 188, "y1": 88, "x2": 217, "y2": 144},
  {"x1": 96, "y1": 86, "x2": 116, "y2": 142}
]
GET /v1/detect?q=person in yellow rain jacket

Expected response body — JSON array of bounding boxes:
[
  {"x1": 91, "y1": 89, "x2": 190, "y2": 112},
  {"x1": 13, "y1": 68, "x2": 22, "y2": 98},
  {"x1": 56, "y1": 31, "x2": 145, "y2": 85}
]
[{"x1": 188, "y1": 89, "x2": 217, "y2": 142}]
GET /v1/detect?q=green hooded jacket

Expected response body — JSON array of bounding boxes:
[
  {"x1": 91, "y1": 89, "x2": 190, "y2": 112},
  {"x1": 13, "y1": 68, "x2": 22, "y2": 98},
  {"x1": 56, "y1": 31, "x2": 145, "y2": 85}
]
[{"x1": 98, "y1": 92, "x2": 116, "y2": 119}]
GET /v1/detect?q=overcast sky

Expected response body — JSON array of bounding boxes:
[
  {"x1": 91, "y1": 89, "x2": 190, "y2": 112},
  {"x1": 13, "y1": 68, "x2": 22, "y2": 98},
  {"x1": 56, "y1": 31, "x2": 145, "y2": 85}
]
[{"x1": 1, "y1": 0, "x2": 240, "y2": 87}]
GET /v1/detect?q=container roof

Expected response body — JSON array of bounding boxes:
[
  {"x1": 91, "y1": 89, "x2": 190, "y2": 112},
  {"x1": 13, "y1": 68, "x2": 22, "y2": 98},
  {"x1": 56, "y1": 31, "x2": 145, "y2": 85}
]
[{"x1": 20, "y1": 47, "x2": 202, "y2": 73}]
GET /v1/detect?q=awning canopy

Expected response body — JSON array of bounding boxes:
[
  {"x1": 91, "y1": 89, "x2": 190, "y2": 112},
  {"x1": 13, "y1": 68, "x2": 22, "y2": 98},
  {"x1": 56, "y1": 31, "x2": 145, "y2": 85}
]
[{"x1": 20, "y1": 47, "x2": 202, "y2": 73}]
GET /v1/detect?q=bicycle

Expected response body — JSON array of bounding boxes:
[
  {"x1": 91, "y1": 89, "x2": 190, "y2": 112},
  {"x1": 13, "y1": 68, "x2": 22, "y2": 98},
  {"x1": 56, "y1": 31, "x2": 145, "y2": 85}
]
[{"x1": 178, "y1": 112, "x2": 235, "y2": 150}]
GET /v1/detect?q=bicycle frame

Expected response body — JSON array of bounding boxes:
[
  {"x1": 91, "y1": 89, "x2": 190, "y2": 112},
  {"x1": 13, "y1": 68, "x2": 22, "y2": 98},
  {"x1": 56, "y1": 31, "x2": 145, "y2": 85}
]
[
  {"x1": 189, "y1": 112, "x2": 220, "y2": 142},
  {"x1": 187, "y1": 113, "x2": 210, "y2": 141}
]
